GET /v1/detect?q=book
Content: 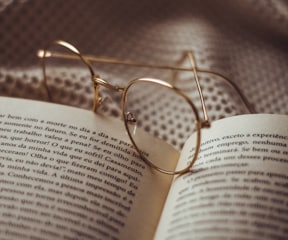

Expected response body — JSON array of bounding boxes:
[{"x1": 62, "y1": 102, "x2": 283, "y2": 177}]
[{"x1": 0, "y1": 96, "x2": 287, "y2": 240}]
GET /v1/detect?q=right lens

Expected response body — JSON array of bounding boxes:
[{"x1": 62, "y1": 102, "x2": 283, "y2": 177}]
[{"x1": 122, "y1": 78, "x2": 200, "y2": 174}]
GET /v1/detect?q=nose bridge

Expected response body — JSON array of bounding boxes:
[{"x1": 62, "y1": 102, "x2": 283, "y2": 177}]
[
  {"x1": 92, "y1": 76, "x2": 124, "y2": 112},
  {"x1": 93, "y1": 76, "x2": 123, "y2": 92}
]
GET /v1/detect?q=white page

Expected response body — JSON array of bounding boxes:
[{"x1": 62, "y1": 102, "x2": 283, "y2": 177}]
[
  {"x1": 155, "y1": 114, "x2": 288, "y2": 240},
  {"x1": 0, "y1": 97, "x2": 178, "y2": 240}
]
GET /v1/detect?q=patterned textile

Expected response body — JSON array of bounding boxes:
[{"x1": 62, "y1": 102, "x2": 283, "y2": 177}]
[{"x1": 0, "y1": 0, "x2": 287, "y2": 144}]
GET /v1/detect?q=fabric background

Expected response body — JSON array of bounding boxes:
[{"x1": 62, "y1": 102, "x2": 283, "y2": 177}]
[{"x1": 0, "y1": 0, "x2": 287, "y2": 126}]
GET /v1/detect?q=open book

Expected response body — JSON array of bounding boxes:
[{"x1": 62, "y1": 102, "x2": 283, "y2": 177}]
[{"x1": 0, "y1": 97, "x2": 287, "y2": 240}]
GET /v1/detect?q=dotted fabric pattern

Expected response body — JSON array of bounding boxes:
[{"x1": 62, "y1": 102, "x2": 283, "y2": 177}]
[{"x1": 0, "y1": 0, "x2": 287, "y2": 148}]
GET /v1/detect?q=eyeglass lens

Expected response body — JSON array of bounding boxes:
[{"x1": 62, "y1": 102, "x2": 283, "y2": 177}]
[{"x1": 123, "y1": 80, "x2": 198, "y2": 173}]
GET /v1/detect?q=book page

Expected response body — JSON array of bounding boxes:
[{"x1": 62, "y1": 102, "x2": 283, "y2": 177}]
[
  {"x1": 155, "y1": 114, "x2": 288, "y2": 240},
  {"x1": 0, "y1": 97, "x2": 178, "y2": 240}
]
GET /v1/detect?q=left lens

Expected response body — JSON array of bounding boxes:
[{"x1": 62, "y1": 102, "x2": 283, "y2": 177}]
[{"x1": 41, "y1": 41, "x2": 93, "y2": 108}]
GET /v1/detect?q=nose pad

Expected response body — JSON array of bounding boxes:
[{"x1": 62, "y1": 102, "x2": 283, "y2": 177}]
[
  {"x1": 93, "y1": 86, "x2": 113, "y2": 111},
  {"x1": 125, "y1": 112, "x2": 137, "y2": 124},
  {"x1": 92, "y1": 95, "x2": 103, "y2": 112},
  {"x1": 125, "y1": 112, "x2": 137, "y2": 136},
  {"x1": 95, "y1": 95, "x2": 119, "y2": 115}
]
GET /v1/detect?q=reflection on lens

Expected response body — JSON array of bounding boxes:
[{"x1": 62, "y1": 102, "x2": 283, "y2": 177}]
[{"x1": 123, "y1": 78, "x2": 199, "y2": 174}]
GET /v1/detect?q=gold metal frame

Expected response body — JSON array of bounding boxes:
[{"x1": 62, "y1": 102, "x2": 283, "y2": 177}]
[
  {"x1": 122, "y1": 78, "x2": 202, "y2": 175},
  {"x1": 37, "y1": 40, "x2": 254, "y2": 175}
]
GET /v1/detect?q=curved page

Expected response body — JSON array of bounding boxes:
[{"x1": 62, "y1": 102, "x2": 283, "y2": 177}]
[
  {"x1": 0, "y1": 97, "x2": 178, "y2": 240},
  {"x1": 155, "y1": 114, "x2": 288, "y2": 240}
]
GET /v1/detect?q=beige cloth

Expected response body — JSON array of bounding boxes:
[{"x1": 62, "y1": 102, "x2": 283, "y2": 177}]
[{"x1": 0, "y1": 0, "x2": 287, "y2": 118}]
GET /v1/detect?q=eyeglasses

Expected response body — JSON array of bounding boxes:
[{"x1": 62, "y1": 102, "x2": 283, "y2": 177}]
[{"x1": 37, "y1": 40, "x2": 254, "y2": 175}]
